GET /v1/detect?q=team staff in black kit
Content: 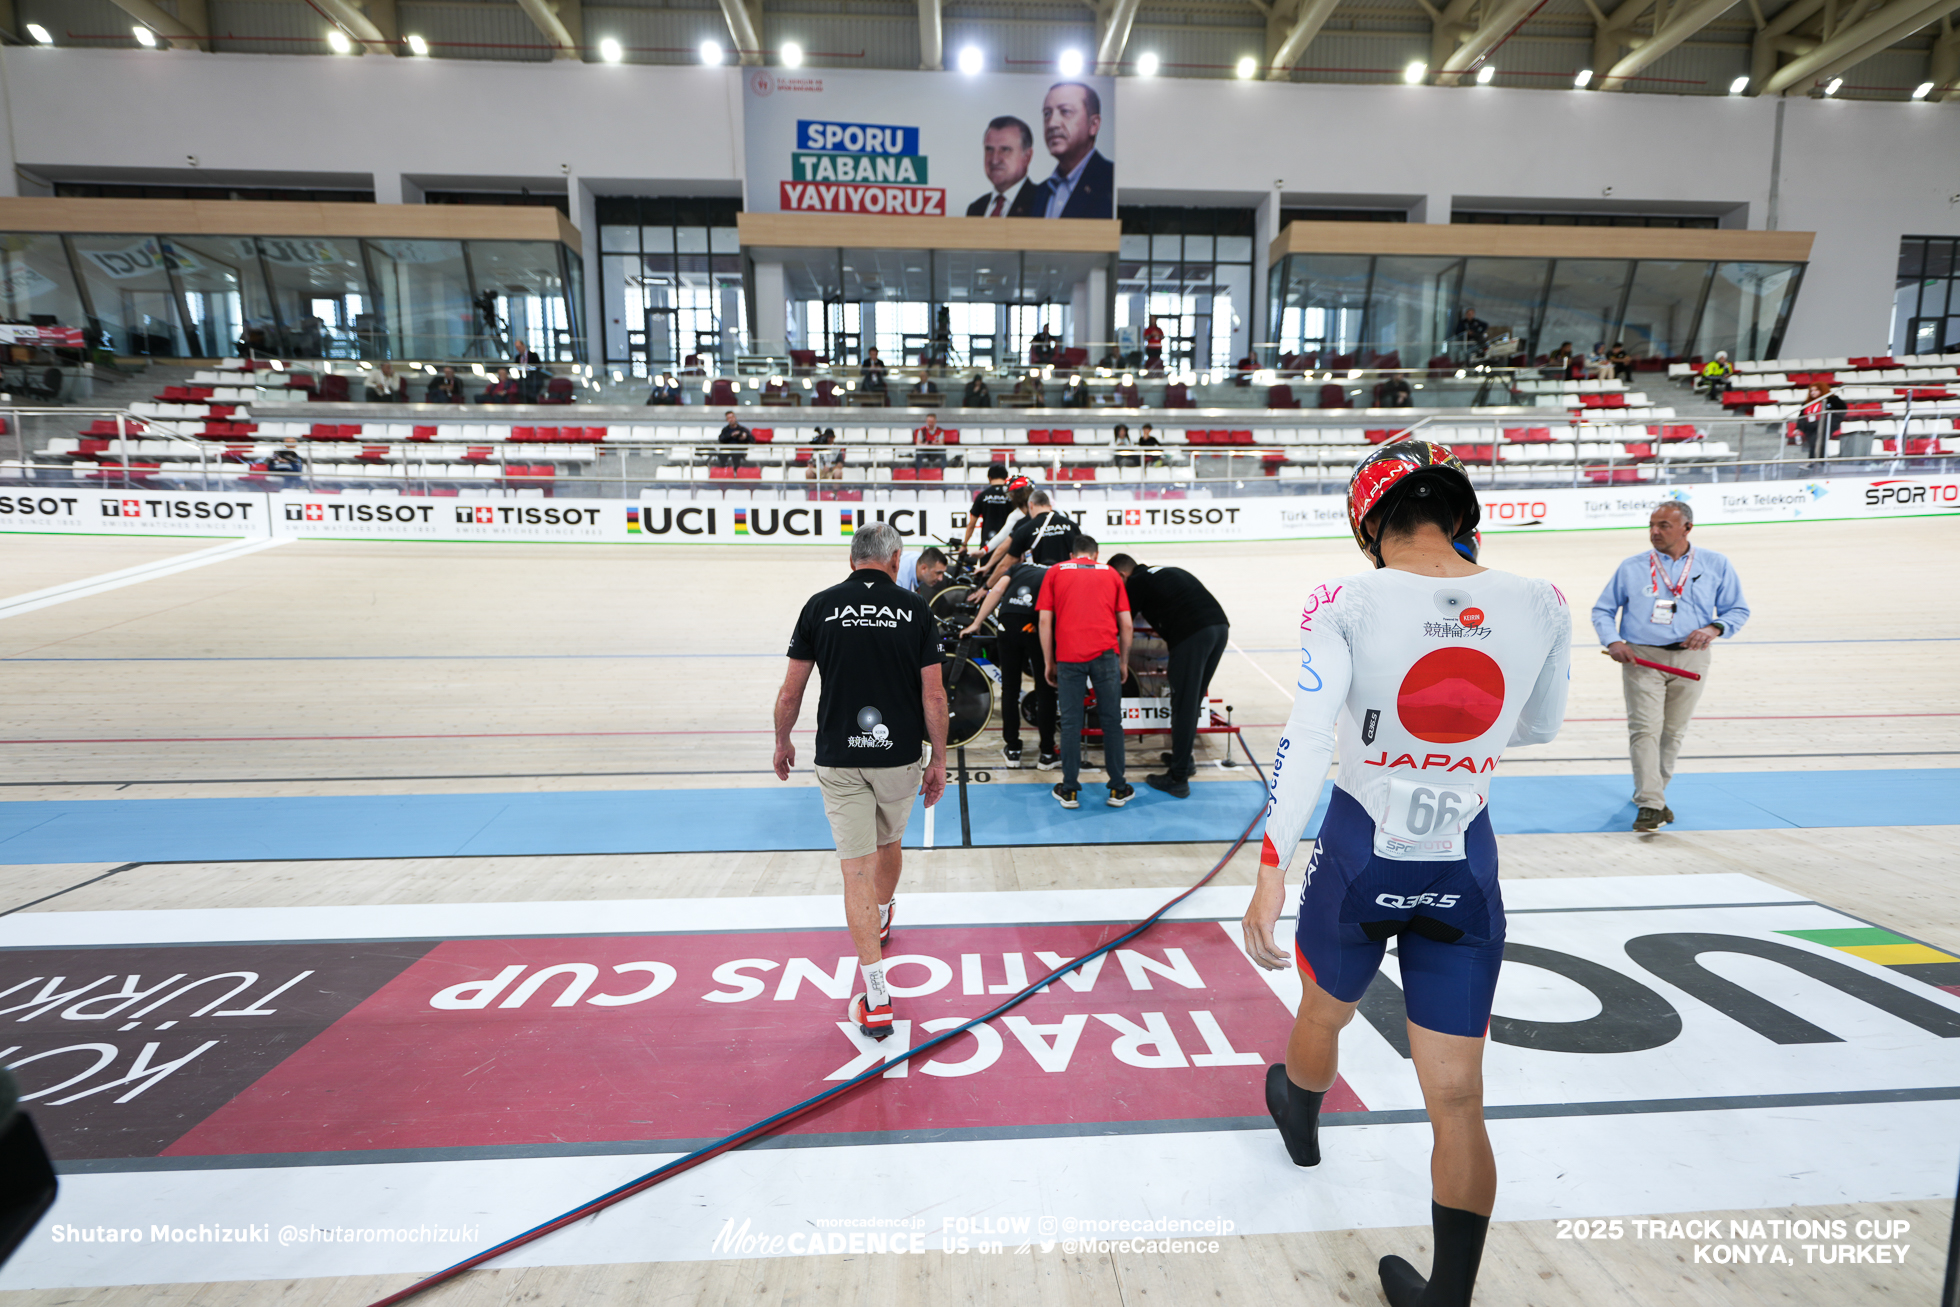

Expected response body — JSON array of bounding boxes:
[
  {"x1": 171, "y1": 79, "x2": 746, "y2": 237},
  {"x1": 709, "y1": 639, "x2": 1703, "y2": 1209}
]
[
  {"x1": 959, "y1": 559, "x2": 1059, "y2": 769},
  {"x1": 1106, "y1": 555, "x2": 1229, "y2": 798}
]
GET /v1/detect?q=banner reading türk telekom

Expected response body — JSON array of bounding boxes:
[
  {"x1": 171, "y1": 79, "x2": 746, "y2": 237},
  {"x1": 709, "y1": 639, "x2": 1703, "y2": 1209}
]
[{"x1": 741, "y1": 68, "x2": 1118, "y2": 220}]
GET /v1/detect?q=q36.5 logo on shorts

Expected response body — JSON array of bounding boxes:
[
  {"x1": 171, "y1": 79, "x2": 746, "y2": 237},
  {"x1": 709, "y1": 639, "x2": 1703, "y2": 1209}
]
[{"x1": 1375, "y1": 891, "x2": 1460, "y2": 910}]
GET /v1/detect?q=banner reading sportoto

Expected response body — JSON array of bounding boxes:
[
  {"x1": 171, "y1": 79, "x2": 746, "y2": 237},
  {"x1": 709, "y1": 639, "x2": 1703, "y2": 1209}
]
[{"x1": 741, "y1": 68, "x2": 1117, "y2": 219}]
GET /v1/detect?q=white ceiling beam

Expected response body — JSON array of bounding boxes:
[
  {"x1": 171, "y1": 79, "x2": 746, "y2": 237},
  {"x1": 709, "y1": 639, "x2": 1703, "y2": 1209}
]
[
  {"x1": 1761, "y1": 0, "x2": 1958, "y2": 89},
  {"x1": 312, "y1": 0, "x2": 392, "y2": 54},
  {"x1": 104, "y1": 0, "x2": 201, "y2": 51},
  {"x1": 1265, "y1": 0, "x2": 1345, "y2": 77},
  {"x1": 1096, "y1": 0, "x2": 1144, "y2": 73},
  {"x1": 920, "y1": 0, "x2": 944, "y2": 70},
  {"x1": 1599, "y1": 0, "x2": 1744, "y2": 87},
  {"x1": 714, "y1": 0, "x2": 764, "y2": 64},
  {"x1": 1928, "y1": 19, "x2": 1957, "y2": 98},
  {"x1": 514, "y1": 0, "x2": 580, "y2": 59},
  {"x1": 1749, "y1": 0, "x2": 1825, "y2": 86},
  {"x1": 1435, "y1": 0, "x2": 1546, "y2": 82}
]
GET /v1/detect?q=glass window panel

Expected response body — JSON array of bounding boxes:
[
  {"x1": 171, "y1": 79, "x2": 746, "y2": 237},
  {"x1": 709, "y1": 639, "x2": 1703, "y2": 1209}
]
[
  {"x1": 600, "y1": 226, "x2": 640, "y2": 254},
  {"x1": 0, "y1": 234, "x2": 87, "y2": 332},
  {"x1": 1619, "y1": 261, "x2": 1709, "y2": 360},
  {"x1": 69, "y1": 234, "x2": 187, "y2": 357},
  {"x1": 1925, "y1": 240, "x2": 1955, "y2": 283},
  {"x1": 1897, "y1": 239, "x2": 1926, "y2": 282},
  {"x1": 1151, "y1": 234, "x2": 1181, "y2": 260},
  {"x1": 251, "y1": 236, "x2": 369, "y2": 358},
  {"x1": 710, "y1": 227, "x2": 740, "y2": 254},
  {"x1": 1216, "y1": 235, "x2": 1252, "y2": 262},
  {"x1": 1367, "y1": 256, "x2": 1460, "y2": 364},
  {"x1": 1271, "y1": 254, "x2": 1371, "y2": 360},
  {"x1": 468, "y1": 240, "x2": 574, "y2": 361},
  {"x1": 162, "y1": 236, "x2": 261, "y2": 359},
  {"x1": 1457, "y1": 258, "x2": 1548, "y2": 360},
  {"x1": 1214, "y1": 262, "x2": 1252, "y2": 371},
  {"x1": 1539, "y1": 260, "x2": 1630, "y2": 364},
  {"x1": 676, "y1": 227, "x2": 709, "y2": 254},
  {"x1": 1184, "y1": 235, "x2": 1214, "y2": 262},
  {"x1": 641, "y1": 226, "x2": 675, "y2": 255},
  {"x1": 366, "y1": 238, "x2": 470, "y2": 361},
  {"x1": 1119, "y1": 234, "x2": 1148, "y2": 260},
  {"x1": 1696, "y1": 262, "x2": 1800, "y2": 363}
]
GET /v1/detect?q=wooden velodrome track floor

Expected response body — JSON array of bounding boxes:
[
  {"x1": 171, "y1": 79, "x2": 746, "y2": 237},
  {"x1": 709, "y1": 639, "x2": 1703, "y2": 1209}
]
[{"x1": 0, "y1": 516, "x2": 1955, "y2": 1305}]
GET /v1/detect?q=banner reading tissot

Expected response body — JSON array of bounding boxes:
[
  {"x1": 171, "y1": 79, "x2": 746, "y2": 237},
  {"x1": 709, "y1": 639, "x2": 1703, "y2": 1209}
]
[{"x1": 742, "y1": 68, "x2": 1118, "y2": 220}]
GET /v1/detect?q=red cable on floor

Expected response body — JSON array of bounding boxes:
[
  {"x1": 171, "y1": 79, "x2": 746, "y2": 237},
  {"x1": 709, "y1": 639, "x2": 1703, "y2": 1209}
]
[{"x1": 365, "y1": 734, "x2": 1269, "y2": 1307}]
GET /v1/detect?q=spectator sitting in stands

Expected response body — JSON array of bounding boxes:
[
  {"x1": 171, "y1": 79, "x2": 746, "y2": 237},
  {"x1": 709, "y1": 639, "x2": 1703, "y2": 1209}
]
[
  {"x1": 425, "y1": 366, "x2": 465, "y2": 403},
  {"x1": 1010, "y1": 373, "x2": 1046, "y2": 406},
  {"x1": 713, "y1": 409, "x2": 752, "y2": 468},
  {"x1": 861, "y1": 348, "x2": 890, "y2": 403},
  {"x1": 1455, "y1": 307, "x2": 1488, "y2": 351},
  {"x1": 646, "y1": 372, "x2": 683, "y2": 405},
  {"x1": 1113, "y1": 422, "x2": 1139, "y2": 469},
  {"x1": 909, "y1": 368, "x2": 939, "y2": 403},
  {"x1": 1587, "y1": 342, "x2": 1615, "y2": 381},
  {"x1": 266, "y1": 436, "x2": 305, "y2": 480},
  {"x1": 1137, "y1": 422, "x2": 1163, "y2": 467},
  {"x1": 1061, "y1": 374, "x2": 1090, "y2": 408},
  {"x1": 1545, "y1": 342, "x2": 1574, "y2": 378},
  {"x1": 1096, "y1": 348, "x2": 1121, "y2": 370},
  {"x1": 1794, "y1": 382, "x2": 1845, "y2": 462},
  {"x1": 1030, "y1": 327, "x2": 1057, "y2": 366},
  {"x1": 963, "y1": 372, "x2": 994, "y2": 407},
  {"x1": 1608, "y1": 341, "x2": 1633, "y2": 384},
  {"x1": 913, "y1": 413, "x2": 948, "y2": 469},
  {"x1": 1376, "y1": 373, "x2": 1414, "y2": 407},
  {"x1": 365, "y1": 362, "x2": 406, "y2": 403},
  {"x1": 476, "y1": 367, "x2": 516, "y2": 404},
  {"x1": 1235, "y1": 353, "x2": 1257, "y2": 387},
  {"x1": 806, "y1": 426, "x2": 843, "y2": 480},
  {"x1": 1700, "y1": 351, "x2": 1733, "y2": 400}
]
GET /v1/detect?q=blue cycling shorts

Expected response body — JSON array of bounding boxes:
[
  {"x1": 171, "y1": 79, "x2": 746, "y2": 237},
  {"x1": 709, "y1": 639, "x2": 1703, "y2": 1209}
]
[{"x1": 1292, "y1": 786, "x2": 1506, "y2": 1038}]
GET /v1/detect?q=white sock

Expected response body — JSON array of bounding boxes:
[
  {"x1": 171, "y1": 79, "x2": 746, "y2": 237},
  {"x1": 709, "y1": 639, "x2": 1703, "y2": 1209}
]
[
  {"x1": 861, "y1": 960, "x2": 889, "y2": 1008},
  {"x1": 878, "y1": 898, "x2": 894, "y2": 929}
]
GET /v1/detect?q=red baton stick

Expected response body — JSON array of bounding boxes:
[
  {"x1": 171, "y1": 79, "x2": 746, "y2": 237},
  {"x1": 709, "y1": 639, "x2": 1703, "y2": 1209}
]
[{"x1": 1601, "y1": 649, "x2": 1702, "y2": 680}]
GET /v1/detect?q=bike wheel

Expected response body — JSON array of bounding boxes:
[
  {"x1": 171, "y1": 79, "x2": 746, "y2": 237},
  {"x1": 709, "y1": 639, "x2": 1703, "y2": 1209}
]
[
  {"x1": 942, "y1": 656, "x2": 995, "y2": 749},
  {"x1": 929, "y1": 584, "x2": 974, "y2": 619}
]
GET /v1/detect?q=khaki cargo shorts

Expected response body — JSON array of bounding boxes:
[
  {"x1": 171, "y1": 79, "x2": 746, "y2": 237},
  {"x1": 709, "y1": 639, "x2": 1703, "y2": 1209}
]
[{"x1": 815, "y1": 760, "x2": 924, "y2": 860}]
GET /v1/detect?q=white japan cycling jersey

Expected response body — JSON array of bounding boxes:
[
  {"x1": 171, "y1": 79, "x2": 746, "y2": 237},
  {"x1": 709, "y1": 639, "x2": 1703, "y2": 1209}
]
[{"x1": 1262, "y1": 565, "x2": 1572, "y2": 871}]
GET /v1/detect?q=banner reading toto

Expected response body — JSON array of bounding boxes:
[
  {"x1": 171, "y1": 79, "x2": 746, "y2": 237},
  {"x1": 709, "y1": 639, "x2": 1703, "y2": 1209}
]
[{"x1": 0, "y1": 478, "x2": 1953, "y2": 544}]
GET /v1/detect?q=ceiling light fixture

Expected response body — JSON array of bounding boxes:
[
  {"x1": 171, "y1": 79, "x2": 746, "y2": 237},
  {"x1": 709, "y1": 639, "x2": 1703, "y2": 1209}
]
[
  {"x1": 1476, "y1": 64, "x2": 1494, "y2": 84},
  {"x1": 1574, "y1": 68, "x2": 1592, "y2": 88},
  {"x1": 1059, "y1": 49, "x2": 1083, "y2": 77},
  {"x1": 326, "y1": 28, "x2": 352, "y2": 54},
  {"x1": 781, "y1": 42, "x2": 803, "y2": 68},
  {"x1": 1911, "y1": 81, "x2": 1934, "y2": 99},
  {"x1": 600, "y1": 37, "x2": 623, "y2": 62},
  {"x1": 26, "y1": 24, "x2": 51, "y2": 44},
  {"x1": 1136, "y1": 51, "x2": 1159, "y2": 77},
  {"x1": 958, "y1": 45, "x2": 983, "y2": 74},
  {"x1": 1404, "y1": 61, "x2": 1426, "y2": 84},
  {"x1": 1235, "y1": 55, "x2": 1257, "y2": 79},
  {"x1": 1823, "y1": 76, "x2": 1842, "y2": 96},
  {"x1": 407, "y1": 33, "x2": 428, "y2": 55},
  {"x1": 700, "y1": 40, "x2": 724, "y2": 65},
  {"x1": 1729, "y1": 74, "x2": 1749, "y2": 94},
  {"x1": 132, "y1": 25, "x2": 157, "y2": 47}
]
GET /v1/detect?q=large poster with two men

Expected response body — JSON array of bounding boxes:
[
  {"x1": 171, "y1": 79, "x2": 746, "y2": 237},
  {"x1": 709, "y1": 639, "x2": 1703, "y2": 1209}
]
[{"x1": 741, "y1": 67, "x2": 1117, "y2": 220}]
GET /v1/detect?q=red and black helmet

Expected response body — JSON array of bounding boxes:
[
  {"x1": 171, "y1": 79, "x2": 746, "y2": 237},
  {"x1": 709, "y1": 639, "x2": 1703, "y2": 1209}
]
[
  {"x1": 1006, "y1": 474, "x2": 1033, "y2": 493},
  {"x1": 1346, "y1": 439, "x2": 1481, "y2": 566}
]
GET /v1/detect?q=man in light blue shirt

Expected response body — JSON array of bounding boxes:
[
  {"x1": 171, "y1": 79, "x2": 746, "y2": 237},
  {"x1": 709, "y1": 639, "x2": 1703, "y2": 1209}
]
[
  {"x1": 1591, "y1": 500, "x2": 1751, "y2": 832},
  {"x1": 895, "y1": 546, "x2": 950, "y2": 596}
]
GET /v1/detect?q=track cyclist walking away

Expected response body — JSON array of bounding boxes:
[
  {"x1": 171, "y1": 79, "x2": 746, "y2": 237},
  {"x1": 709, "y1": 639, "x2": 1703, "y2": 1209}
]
[
  {"x1": 774, "y1": 522, "x2": 949, "y2": 1042},
  {"x1": 1241, "y1": 441, "x2": 1572, "y2": 1307}
]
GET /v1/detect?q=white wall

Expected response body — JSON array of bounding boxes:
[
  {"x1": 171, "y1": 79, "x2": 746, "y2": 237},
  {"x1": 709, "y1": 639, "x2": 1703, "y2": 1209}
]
[{"x1": 4, "y1": 47, "x2": 1956, "y2": 360}]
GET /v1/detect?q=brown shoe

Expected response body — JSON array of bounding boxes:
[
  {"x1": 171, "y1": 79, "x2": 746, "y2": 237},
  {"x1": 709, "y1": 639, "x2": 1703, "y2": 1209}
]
[
  {"x1": 1632, "y1": 806, "x2": 1667, "y2": 833},
  {"x1": 1659, "y1": 805, "x2": 1675, "y2": 825}
]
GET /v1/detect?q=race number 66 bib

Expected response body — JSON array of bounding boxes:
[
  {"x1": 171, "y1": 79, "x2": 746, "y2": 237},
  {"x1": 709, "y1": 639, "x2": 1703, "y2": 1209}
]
[{"x1": 1374, "y1": 776, "x2": 1484, "y2": 862}]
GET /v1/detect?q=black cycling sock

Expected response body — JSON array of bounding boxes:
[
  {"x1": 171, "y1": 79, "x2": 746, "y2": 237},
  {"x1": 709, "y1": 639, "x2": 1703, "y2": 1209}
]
[
  {"x1": 1378, "y1": 1202, "x2": 1489, "y2": 1307},
  {"x1": 1264, "y1": 1063, "x2": 1324, "y2": 1167}
]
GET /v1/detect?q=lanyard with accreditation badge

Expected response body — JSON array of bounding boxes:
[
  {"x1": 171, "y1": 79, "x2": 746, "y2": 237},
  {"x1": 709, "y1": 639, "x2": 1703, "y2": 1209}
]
[{"x1": 1647, "y1": 547, "x2": 1692, "y2": 626}]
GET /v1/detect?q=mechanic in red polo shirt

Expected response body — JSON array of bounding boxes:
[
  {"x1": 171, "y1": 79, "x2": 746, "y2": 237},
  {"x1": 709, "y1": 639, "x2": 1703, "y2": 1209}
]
[{"x1": 1036, "y1": 533, "x2": 1133, "y2": 809}]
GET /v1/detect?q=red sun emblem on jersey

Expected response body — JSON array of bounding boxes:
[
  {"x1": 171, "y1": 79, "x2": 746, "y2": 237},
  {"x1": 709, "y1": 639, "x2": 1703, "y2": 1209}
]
[{"x1": 1397, "y1": 648, "x2": 1505, "y2": 744}]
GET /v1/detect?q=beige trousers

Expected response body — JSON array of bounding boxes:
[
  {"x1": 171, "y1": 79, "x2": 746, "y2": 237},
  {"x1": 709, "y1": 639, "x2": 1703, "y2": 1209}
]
[{"x1": 1621, "y1": 643, "x2": 1712, "y2": 809}]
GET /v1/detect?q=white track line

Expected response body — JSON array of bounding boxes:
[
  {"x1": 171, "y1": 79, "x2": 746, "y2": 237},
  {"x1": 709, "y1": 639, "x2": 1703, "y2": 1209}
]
[
  {"x1": 1231, "y1": 638, "x2": 1296, "y2": 708},
  {"x1": 0, "y1": 536, "x2": 290, "y2": 622}
]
